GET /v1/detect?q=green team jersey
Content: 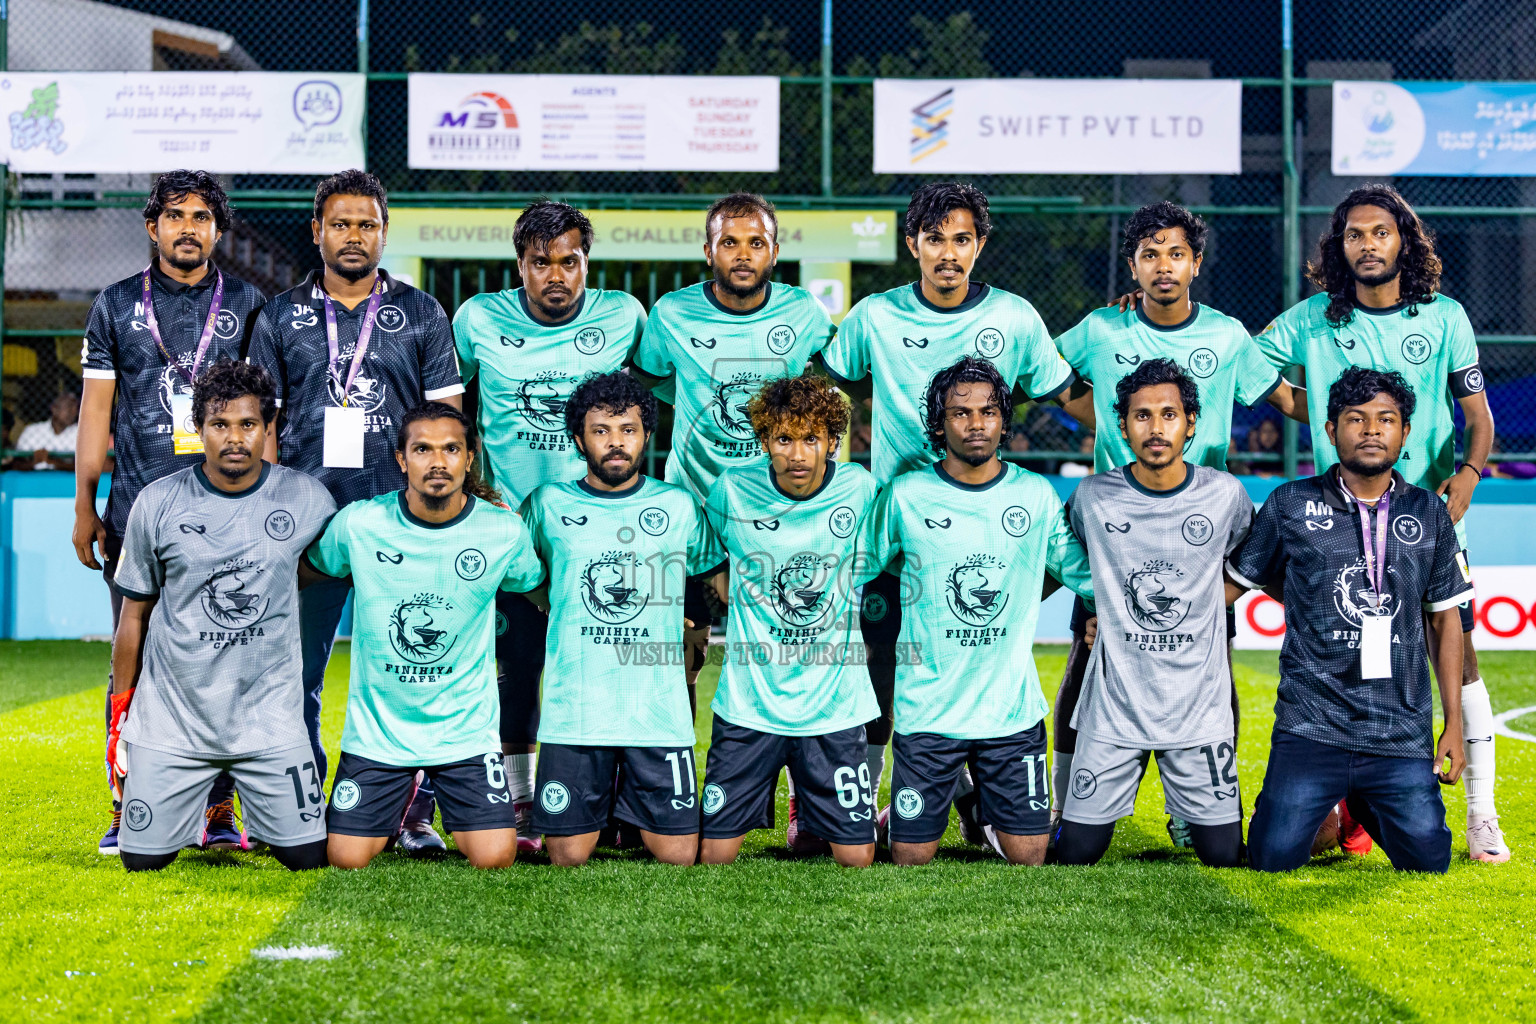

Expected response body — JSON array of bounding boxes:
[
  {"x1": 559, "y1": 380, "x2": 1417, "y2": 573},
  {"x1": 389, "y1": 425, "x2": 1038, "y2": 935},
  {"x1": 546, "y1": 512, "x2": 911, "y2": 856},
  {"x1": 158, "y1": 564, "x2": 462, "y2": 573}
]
[
  {"x1": 823, "y1": 283, "x2": 1076, "y2": 484},
  {"x1": 704, "y1": 459, "x2": 882, "y2": 737},
  {"x1": 1257, "y1": 292, "x2": 1483, "y2": 545},
  {"x1": 521, "y1": 476, "x2": 726, "y2": 747},
  {"x1": 634, "y1": 282, "x2": 835, "y2": 501},
  {"x1": 306, "y1": 493, "x2": 545, "y2": 766},
  {"x1": 872, "y1": 461, "x2": 1092, "y2": 739},
  {"x1": 1056, "y1": 304, "x2": 1283, "y2": 473},
  {"x1": 454, "y1": 288, "x2": 647, "y2": 506}
]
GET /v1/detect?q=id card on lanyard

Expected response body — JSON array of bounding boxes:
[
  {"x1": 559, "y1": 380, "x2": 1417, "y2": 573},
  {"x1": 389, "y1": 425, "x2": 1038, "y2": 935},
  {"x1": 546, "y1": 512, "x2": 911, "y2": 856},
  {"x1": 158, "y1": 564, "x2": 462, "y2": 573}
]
[
  {"x1": 142, "y1": 267, "x2": 223, "y2": 455},
  {"x1": 1346, "y1": 484, "x2": 1393, "y2": 680},
  {"x1": 321, "y1": 277, "x2": 387, "y2": 469}
]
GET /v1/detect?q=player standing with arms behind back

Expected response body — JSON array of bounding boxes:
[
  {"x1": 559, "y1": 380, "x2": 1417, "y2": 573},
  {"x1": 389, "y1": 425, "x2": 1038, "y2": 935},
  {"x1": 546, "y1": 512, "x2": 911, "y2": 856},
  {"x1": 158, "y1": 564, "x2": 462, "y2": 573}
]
[
  {"x1": 1055, "y1": 359, "x2": 1252, "y2": 868},
  {"x1": 75, "y1": 170, "x2": 267, "y2": 854},
  {"x1": 453, "y1": 200, "x2": 647, "y2": 851},
  {"x1": 820, "y1": 183, "x2": 1094, "y2": 843},
  {"x1": 1255, "y1": 184, "x2": 1505, "y2": 863}
]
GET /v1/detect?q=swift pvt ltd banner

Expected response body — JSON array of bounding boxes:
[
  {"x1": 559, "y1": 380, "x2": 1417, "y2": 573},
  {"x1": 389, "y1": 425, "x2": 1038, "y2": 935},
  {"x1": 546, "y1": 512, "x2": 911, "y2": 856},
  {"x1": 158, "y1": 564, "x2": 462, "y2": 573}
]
[
  {"x1": 408, "y1": 74, "x2": 779, "y2": 171},
  {"x1": 0, "y1": 72, "x2": 365, "y2": 173},
  {"x1": 873, "y1": 79, "x2": 1242, "y2": 175}
]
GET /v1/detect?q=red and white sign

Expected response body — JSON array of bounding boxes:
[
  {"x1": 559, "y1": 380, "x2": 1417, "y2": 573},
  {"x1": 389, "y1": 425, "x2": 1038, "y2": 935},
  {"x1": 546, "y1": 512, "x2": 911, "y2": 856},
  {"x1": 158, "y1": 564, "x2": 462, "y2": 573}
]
[{"x1": 1234, "y1": 565, "x2": 1536, "y2": 650}]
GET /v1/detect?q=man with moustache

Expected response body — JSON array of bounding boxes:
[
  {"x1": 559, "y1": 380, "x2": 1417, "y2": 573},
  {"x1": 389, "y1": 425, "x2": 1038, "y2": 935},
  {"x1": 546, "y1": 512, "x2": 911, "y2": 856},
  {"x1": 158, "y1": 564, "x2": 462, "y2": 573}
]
[
  {"x1": 248, "y1": 170, "x2": 463, "y2": 855},
  {"x1": 75, "y1": 170, "x2": 268, "y2": 854},
  {"x1": 453, "y1": 200, "x2": 646, "y2": 847}
]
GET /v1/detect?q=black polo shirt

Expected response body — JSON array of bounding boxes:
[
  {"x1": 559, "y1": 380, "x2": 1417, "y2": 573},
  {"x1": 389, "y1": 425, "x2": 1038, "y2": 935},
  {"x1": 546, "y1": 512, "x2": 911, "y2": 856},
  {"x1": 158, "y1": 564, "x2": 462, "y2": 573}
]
[
  {"x1": 81, "y1": 263, "x2": 266, "y2": 536},
  {"x1": 1227, "y1": 466, "x2": 1473, "y2": 757},
  {"x1": 246, "y1": 269, "x2": 463, "y2": 508}
]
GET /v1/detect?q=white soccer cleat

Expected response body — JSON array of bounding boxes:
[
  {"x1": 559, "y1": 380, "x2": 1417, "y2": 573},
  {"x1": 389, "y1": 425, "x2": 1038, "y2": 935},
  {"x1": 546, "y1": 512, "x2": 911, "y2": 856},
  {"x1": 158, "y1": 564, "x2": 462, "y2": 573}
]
[{"x1": 1467, "y1": 814, "x2": 1510, "y2": 864}]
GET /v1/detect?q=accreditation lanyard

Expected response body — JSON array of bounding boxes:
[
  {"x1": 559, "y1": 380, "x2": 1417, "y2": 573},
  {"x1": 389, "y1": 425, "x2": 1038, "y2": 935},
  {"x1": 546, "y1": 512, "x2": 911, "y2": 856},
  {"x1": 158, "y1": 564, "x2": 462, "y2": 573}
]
[
  {"x1": 141, "y1": 266, "x2": 224, "y2": 384},
  {"x1": 320, "y1": 276, "x2": 387, "y2": 406},
  {"x1": 1351, "y1": 487, "x2": 1391, "y2": 608},
  {"x1": 1342, "y1": 480, "x2": 1394, "y2": 680}
]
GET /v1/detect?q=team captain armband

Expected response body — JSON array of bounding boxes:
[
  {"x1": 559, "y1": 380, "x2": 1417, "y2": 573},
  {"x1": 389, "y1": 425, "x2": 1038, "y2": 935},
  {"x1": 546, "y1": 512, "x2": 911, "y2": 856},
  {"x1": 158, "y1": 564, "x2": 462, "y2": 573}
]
[{"x1": 1449, "y1": 363, "x2": 1486, "y2": 398}]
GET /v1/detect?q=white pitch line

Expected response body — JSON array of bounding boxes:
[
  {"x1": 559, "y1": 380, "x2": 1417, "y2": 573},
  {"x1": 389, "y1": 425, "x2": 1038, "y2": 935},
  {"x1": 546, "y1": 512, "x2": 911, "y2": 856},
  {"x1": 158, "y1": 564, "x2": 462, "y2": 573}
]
[
  {"x1": 251, "y1": 945, "x2": 340, "y2": 961},
  {"x1": 1492, "y1": 705, "x2": 1536, "y2": 744}
]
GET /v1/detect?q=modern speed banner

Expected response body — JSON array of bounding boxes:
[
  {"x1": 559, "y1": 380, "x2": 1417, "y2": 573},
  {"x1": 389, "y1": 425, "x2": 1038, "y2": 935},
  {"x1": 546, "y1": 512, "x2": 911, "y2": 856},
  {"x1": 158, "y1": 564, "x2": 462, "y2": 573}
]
[
  {"x1": 1333, "y1": 81, "x2": 1536, "y2": 176},
  {"x1": 872, "y1": 78, "x2": 1242, "y2": 175},
  {"x1": 408, "y1": 74, "x2": 778, "y2": 171},
  {"x1": 0, "y1": 72, "x2": 365, "y2": 172}
]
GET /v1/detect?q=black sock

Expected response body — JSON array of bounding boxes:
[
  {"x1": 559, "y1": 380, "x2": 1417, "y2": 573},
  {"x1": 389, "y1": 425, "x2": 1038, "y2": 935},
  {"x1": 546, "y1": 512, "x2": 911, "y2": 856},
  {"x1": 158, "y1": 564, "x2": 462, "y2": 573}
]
[{"x1": 1054, "y1": 821, "x2": 1114, "y2": 865}]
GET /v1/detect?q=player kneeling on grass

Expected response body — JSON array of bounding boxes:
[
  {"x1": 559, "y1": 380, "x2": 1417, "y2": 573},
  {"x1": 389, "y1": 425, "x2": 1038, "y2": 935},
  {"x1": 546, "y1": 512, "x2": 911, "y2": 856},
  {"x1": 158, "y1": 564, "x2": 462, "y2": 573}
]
[
  {"x1": 874, "y1": 356, "x2": 1093, "y2": 866},
  {"x1": 109, "y1": 359, "x2": 336, "y2": 872},
  {"x1": 697, "y1": 374, "x2": 882, "y2": 867},
  {"x1": 521, "y1": 372, "x2": 725, "y2": 867},
  {"x1": 1055, "y1": 359, "x2": 1251, "y2": 868},
  {"x1": 1228, "y1": 367, "x2": 1472, "y2": 873},
  {"x1": 304, "y1": 403, "x2": 545, "y2": 869}
]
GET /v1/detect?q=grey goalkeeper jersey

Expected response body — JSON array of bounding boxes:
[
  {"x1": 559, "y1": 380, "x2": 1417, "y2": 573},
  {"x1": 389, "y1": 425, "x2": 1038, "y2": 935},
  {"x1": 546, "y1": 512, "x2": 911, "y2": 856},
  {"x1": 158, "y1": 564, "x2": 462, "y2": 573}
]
[
  {"x1": 1068, "y1": 465, "x2": 1252, "y2": 748},
  {"x1": 113, "y1": 463, "x2": 337, "y2": 758}
]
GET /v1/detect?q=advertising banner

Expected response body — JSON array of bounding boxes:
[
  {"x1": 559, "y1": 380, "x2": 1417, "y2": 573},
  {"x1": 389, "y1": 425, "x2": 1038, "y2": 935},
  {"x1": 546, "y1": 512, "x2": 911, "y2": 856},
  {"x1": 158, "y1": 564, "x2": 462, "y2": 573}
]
[
  {"x1": 1333, "y1": 81, "x2": 1536, "y2": 176},
  {"x1": 872, "y1": 78, "x2": 1242, "y2": 175},
  {"x1": 1234, "y1": 565, "x2": 1536, "y2": 651},
  {"x1": 0, "y1": 72, "x2": 365, "y2": 173},
  {"x1": 408, "y1": 74, "x2": 778, "y2": 171}
]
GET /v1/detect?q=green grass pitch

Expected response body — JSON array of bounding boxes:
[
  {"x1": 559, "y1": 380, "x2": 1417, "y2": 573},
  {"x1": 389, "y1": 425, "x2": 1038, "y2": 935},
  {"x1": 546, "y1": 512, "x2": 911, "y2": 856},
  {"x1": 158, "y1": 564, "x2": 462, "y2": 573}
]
[{"x1": 3, "y1": 639, "x2": 1533, "y2": 1023}]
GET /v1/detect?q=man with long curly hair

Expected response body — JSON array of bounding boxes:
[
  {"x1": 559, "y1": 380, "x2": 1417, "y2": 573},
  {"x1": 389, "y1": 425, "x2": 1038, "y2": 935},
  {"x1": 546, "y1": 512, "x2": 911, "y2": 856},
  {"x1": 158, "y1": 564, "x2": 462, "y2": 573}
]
[
  {"x1": 697, "y1": 373, "x2": 882, "y2": 866},
  {"x1": 1255, "y1": 183, "x2": 1505, "y2": 863}
]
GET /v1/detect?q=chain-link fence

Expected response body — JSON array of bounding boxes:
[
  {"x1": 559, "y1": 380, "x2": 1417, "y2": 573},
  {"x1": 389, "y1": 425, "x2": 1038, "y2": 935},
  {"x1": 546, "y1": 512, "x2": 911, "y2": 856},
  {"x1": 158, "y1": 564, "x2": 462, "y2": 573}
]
[{"x1": 5, "y1": 0, "x2": 1535, "y2": 479}]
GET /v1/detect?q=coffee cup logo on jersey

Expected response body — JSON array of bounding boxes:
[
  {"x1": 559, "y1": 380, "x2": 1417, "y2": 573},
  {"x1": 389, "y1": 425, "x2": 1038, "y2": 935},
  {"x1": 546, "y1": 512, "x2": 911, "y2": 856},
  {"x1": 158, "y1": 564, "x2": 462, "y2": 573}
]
[{"x1": 873, "y1": 78, "x2": 1242, "y2": 174}]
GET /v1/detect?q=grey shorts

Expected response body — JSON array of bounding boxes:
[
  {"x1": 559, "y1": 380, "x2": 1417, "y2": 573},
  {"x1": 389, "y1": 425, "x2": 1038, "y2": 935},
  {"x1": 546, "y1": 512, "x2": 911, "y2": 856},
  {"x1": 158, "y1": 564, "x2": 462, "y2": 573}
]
[
  {"x1": 1062, "y1": 735, "x2": 1242, "y2": 827},
  {"x1": 117, "y1": 740, "x2": 327, "y2": 854}
]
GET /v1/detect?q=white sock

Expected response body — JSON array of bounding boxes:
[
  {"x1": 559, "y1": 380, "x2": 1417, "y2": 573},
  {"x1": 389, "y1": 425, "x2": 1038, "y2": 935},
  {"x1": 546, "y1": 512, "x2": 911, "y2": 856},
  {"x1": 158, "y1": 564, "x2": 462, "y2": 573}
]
[
  {"x1": 1051, "y1": 750, "x2": 1073, "y2": 813},
  {"x1": 508, "y1": 752, "x2": 536, "y2": 805},
  {"x1": 786, "y1": 772, "x2": 797, "y2": 800},
  {"x1": 1461, "y1": 679, "x2": 1497, "y2": 818},
  {"x1": 865, "y1": 744, "x2": 886, "y2": 803},
  {"x1": 956, "y1": 762, "x2": 976, "y2": 797}
]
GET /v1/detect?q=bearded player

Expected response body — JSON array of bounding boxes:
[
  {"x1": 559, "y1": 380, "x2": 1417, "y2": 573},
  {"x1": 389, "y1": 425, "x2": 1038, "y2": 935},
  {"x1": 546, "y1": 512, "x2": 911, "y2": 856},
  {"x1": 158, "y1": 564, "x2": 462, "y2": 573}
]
[
  {"x1": 698, "y1": 374, "x2": 882, "y2": 867},
  {"x1": 1256, "y1": 184, "x2": 1504, "y2": 863}
]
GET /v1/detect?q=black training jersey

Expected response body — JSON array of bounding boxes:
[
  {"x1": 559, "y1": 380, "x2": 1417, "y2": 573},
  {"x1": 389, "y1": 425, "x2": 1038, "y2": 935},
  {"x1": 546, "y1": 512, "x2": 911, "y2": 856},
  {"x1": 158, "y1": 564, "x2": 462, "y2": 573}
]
[
  {"x1": 1227, "y1": 467, "x2": 1473, "y2": 758},
  {"x1": 80, "y1": 263, "x2": 266, "y2": 537},
  {"x1": 247, "y1": 270, "x2": 463, "y2": 508}
]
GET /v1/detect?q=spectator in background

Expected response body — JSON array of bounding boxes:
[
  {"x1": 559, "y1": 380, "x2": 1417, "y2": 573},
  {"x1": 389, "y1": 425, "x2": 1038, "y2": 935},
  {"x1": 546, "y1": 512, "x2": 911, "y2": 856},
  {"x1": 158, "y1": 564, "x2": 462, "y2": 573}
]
[
  {"x1": 10, "y1": 391, "x2": 80, "y2": 471},
  {"x1": 1241, "y1": 416, "x2": 1283, "y2": 478},
  {"x1": 1485, "y1": 439, "x2": 1536, "y2": 480},
  {"x1": 849, "y1": 398, "x2": 872, "y2": 456},
  {"x1": 1006, "y1": 425, "x2": 1031, "y2": 455},
  {"x1": 1059, "y1": 431, "x2": 1095, "y2": 478}
]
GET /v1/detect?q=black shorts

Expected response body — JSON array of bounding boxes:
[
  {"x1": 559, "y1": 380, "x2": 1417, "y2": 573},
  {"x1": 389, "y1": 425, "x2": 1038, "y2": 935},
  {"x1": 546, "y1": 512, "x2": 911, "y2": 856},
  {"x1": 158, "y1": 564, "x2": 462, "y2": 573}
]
[
  {"x1": 858, "y1": 570, "x2": 902, "y2": 647},
  {"x1": 495, "y1": 590, "x2": 548, "y2": 744},
  {"x1": 889, "y1": 722, "x2": 1051, "y2": 844},
  {"x1": 700, "y1": 716, "x2": 875, "y2": 845},
  {"x1": 1459, "y1": 551, "x2": 1476, "y2": 633},
  {"x1": 327, "y1": 750, "x2": 517, "y2": 836},
  {"x1": 532, "y1": 742, "x2": 700, "y2": 837},
  {"x1": 1072, "y1": 595, "x2": 1236, "y2": 640},
  {"x1": 683, "y1": 575, "x2": 716, "y2": 631}
]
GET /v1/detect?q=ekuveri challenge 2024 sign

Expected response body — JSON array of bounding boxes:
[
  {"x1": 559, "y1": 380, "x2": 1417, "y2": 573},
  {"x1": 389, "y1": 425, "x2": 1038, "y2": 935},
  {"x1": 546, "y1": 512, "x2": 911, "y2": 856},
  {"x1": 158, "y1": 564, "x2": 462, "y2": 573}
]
[
  {"x1": 0, "y1": 72, "x2": 365, "y2": 173},
  {"x1": 408, "y1": 74, "x2": 779, "y2": 171},
  {"x1": 1333, "y1": 81, "x2": 1536, "y2": 176}
]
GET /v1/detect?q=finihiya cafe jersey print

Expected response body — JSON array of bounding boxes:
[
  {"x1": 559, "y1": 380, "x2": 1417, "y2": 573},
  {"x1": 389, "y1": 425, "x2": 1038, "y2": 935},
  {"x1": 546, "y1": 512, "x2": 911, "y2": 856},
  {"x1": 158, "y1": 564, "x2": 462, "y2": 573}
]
[
  {"x1": 635, "y1": 282, "x2": 835, "y2": 502},
  {"x1": 80, "y1": 263, "x2": 266, "y2": 536},
  {"x1": 871, "y1": 461, "x2": 1092, "y2": 740},
  {"x1": 822, "y1": 282, "x2": 1075, "y2": 485},
  {"x1": 110, "y1": 463, "x2": 335, "y2": 758},
  {"x1": 1227, "y1": 468, "x2": 1473, "y2": 757},
  {"x1": 1054, "y1": 304, "x2": 1283, "y2": 473},
  {"x1": 521, "y1": 476, "x2": 725, "y2": 748},
  {"x1": 246, "y1": 270, "x2": 463, "y2": 508},
  {"x1": 455, "y1": 287, "x2": 646, "y2": 507},
  {"x1": 1067, "y1": 465, "x2": 1253, "y2": 749},
  {"x1": 704, "y1": 459, "x2": 883, "y2": 737},
  {"x1": 305, "y1": 492, "x2": 545, "y2": 767},
  {"x1": 1256, "y1": 292, "x2": 1483, "y2": 544}
]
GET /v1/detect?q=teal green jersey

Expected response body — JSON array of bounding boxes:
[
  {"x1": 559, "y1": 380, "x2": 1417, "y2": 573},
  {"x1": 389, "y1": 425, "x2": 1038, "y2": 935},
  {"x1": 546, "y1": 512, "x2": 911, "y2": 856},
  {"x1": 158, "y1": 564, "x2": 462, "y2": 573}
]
[
  {"x1": 704, "y1": 459, "x2": 882, "y2": 737},
  {"x1": 1056, "y1": 304, "x2": 1283, "y2": 473},
  {"x1": 872, "y1": 461, "x2": 1092, "y2": 740},
  {"x1": 823, "y1": 283, "x2": 1076, "y2": 484},
  {"x1": 634, "y1": 282, "x2": 836, "y2": 501},
  {"x1": 521, "y1": 475, "x2": 726, "y2": 747},
  {"x1": 306, "y1": 493, "x2": 545, "y2": 766},
  {"x1": 1256, "y1": 292, "x2": 1480, "y2": 492},
  {"x1": 454, "y1": 288, "x2": 646, "y2": 506}
]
